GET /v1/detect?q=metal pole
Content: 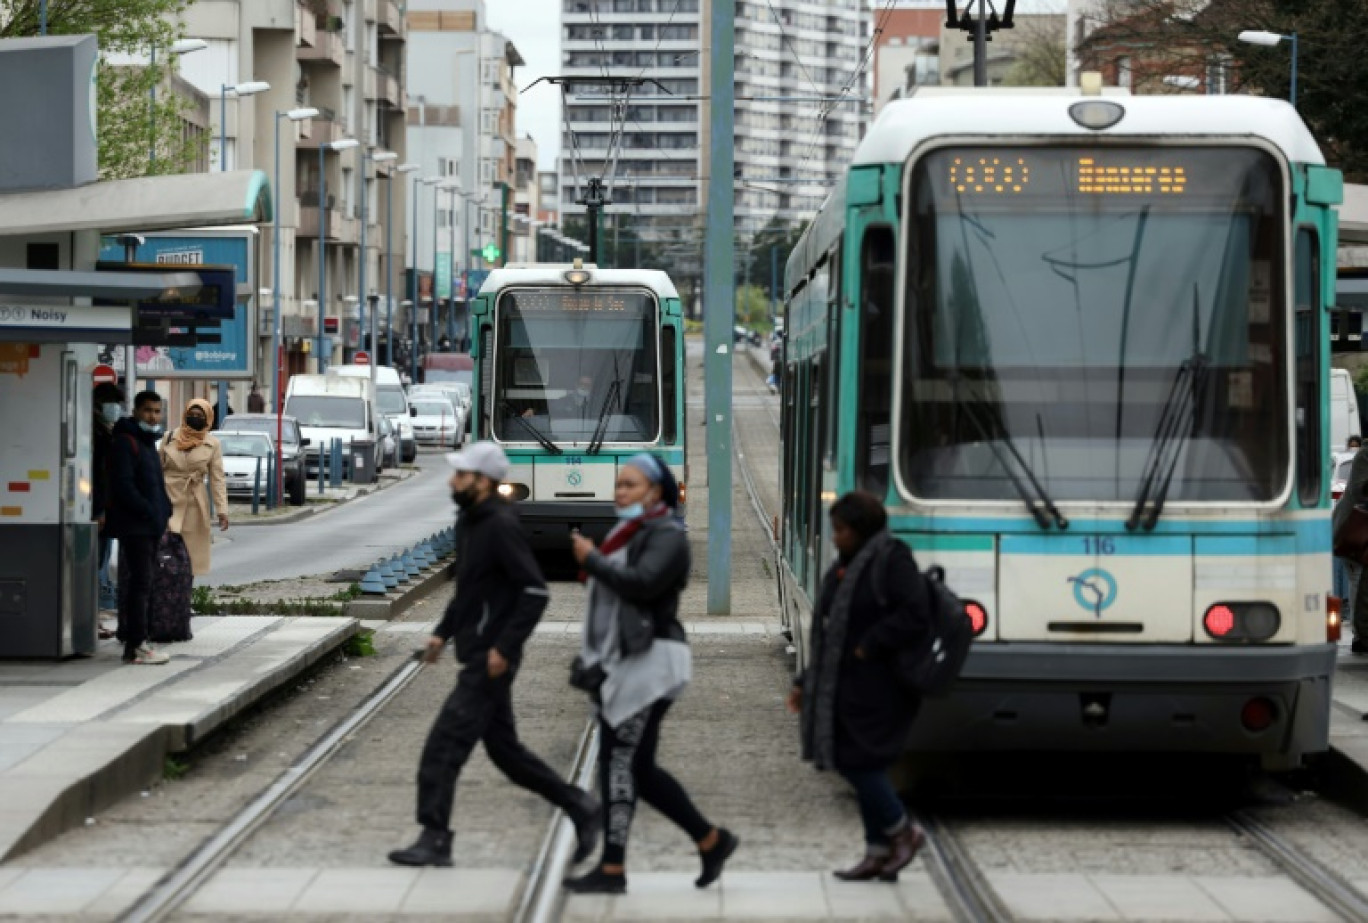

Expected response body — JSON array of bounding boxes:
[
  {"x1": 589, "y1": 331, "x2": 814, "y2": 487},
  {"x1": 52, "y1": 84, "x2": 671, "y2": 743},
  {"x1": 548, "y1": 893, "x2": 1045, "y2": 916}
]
[
  {"x1": 39, "y1": 0, "x2": 46, "y2": 34},
  {"x1": 385, "y1": 170, "x2": 394, "y2": 366},
  {"x1": 973, "y1": 0, "x2": 988, "y2": 87},
  {"x1": 272, "y1": 112, "x2": 285, "y2": 507},
  {"x1": 704, "y1": 1, "x2": 734, "y2": 614},
  {"x1": 499, "y1": 182, "x2": 510, "y2": 267},
  {"x1": 462, "y1": 194, "x2": 471, "y2": 350},
  {"x1": 432, "y1": 185, "x2": 440, "y2": 359},
  {"x1": 1289, "y1": 32, "x2": 1298, "y2": 108},
  {"x1": 410, "y1": 176, "x2": 420, "y2": 385},
  {"x1": 318, "y1": 144, "x2": 328, "y2": 372},
  {"x1": 149, "y1": 46, "x2": 157, "y2": 167},
  {"x1": 770, "y1": 244, "x2": 779, "y2": 320},
  {"x1": 359, "y1": 151, "x2": 369, "y2": 365},
  {"x1": 217, "y1": 86, "x2": 229, "y2": 425}
]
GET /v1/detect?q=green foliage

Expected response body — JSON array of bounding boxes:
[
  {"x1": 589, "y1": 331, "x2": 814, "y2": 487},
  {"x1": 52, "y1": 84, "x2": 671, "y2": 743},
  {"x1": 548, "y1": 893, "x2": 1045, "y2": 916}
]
[
  {"x1": 1003, "y1": 18, "x2": 1067, "y2": 87},
  {"x1": 331, "y1": 582, "x2": 363, "y2": 603},
  {"x1": 163, "y1": 755, "x2": 189, "y2": 781},
  {"x1": 735, "y1": 284, "x2": 770, "y2": 328},
  {"x1": 191, "y1": 584, "x2": 213, "y2": 612},
  {"x1": 0, "y1": 0, "x2": 204, "y2": 179},
  {"x1": 740, "y1": 218, "x2": 805, "y2": 304},
  {"x1": 344, "y1": 631, "x2": 376, "y2": 658}
]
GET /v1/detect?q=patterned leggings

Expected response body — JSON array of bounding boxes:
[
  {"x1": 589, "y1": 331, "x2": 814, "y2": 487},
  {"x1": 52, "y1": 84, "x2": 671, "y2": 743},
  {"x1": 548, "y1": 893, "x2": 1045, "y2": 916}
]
[{"x1": 599, "y1": 699, "x2": 712, "y2": 866}]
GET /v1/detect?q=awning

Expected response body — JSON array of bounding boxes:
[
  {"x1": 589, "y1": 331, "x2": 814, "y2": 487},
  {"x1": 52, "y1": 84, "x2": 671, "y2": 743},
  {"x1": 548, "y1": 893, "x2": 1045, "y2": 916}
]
[
  {"x1": 0, "y1": 170, "x2": 272, "y2": 238},
  {"x1": 1340, "y1": 183, "x2": 1368, "y2": 246}
]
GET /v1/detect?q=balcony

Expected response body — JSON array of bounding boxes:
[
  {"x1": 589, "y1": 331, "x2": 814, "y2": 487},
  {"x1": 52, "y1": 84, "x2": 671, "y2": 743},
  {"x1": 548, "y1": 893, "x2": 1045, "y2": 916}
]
[
  {"x1": 364, "y1": 67, "x2": 403, "y2": 110},
  {"x1": 296, "y1": 115, "x2": 344, "y2": 149},
  {"x1": 299, "y1": 29, "x2": 344, "y2": 67},
  {"x1": 299, "y1": 203, "x2": 345, "y2": 240},
  {"x1": 296, "y1": 2, "x2": 317, "y2": 48},
  {"x1": 377, "y1": 0, "x2": 403, "y2": 37}
]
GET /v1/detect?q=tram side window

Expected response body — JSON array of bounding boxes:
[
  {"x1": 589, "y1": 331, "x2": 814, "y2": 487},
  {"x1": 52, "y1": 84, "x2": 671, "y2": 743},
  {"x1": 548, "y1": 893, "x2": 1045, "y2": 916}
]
[
  {"x1": 1295, "y1": 227, "x2": 1322, "y2": 506},
  {"x1": 661, "y1": 326, "x2": 678, "y2": 444},
  {"x1": 479, "y1": 324, "x2": 493, "y2": 438},
  {"x1": 825, "y1": 245, "x2": 841, "y2": 468},
  {"x1": 856, "y1": 226, "x2": 896, "y2": 497},
  {"x1": 782, "y1": 361, "x2": 798, "y2": 551}
]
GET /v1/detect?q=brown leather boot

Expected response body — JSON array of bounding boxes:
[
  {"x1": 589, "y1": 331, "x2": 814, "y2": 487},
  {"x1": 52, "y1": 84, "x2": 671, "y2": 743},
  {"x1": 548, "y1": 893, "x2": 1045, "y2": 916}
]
[
  {"x1": 833, "y1": 854, "x2": 887, "y2": 881},
  {"x1": 878, "y1": 825, "x2": 926, "y2": 881}
]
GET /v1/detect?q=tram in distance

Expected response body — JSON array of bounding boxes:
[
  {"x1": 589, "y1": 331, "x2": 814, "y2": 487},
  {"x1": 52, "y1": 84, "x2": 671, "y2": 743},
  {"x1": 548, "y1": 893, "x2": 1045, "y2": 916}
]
[
  {"x1": 467, "y1": 263, "x2": 687, "y2": 551},
  {"x1": 777, "y1": 90, "x2": 1344, "y2": 769}
]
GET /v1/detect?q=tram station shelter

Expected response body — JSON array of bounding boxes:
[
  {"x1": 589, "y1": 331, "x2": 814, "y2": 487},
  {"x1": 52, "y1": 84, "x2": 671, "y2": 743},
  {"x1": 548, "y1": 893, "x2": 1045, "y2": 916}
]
[{"x1": 0, "y1": 35, "x2": 272, "y2": 658}]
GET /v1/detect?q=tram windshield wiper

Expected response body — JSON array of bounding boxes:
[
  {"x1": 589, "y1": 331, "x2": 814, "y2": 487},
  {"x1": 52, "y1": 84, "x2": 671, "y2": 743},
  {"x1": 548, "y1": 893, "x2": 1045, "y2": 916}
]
[
  {"x1": 586, "y1": 378, "x2": 623, "y2": 455},
  {"x1": 959, "y1": 386, "x2": 1068, "y2": 530},
  {"x1": 1126, "y1": 287, "x2": 1209, "y2": 531},
  {"x1": 500, "y1": 401, "x2": 563, "y2": 455}
]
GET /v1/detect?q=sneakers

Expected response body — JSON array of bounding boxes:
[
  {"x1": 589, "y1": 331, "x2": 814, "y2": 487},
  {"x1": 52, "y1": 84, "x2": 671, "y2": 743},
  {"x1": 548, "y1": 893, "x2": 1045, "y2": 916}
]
[
  {"x1": 696, "y1": 828, "x2": 739, "y2": 889},
  {"x1": 122, "y1": 645, "x2": 169, "y2": 665},
  {"x1": 388, "y1": 828, "x2": 454, "y2": 867},
  {"x1": 566, "y1": 789, "x2": 602, "y2": 865}
]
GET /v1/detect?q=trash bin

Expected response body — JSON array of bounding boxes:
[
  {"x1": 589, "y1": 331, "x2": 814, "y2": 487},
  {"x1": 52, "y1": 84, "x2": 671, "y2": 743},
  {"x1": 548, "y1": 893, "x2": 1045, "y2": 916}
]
[{"x1": 350, "y1": 439, "x2": 378, "y2": 484}]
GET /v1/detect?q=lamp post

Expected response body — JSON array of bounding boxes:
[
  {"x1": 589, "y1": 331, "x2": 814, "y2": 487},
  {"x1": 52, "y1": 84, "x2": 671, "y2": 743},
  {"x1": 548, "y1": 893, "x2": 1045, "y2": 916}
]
[
  {"x1": 386, "y1": 163, "x2": 420, "y2": 367},
  {"x1": 436, "y1": 180, "x2": 459, "y2": 355},
  {"x1": 1238, "y1": 29, "x2": 1298, "y2": 106},
  {"x1": 317, "y1": 137, "x2": 360, "y2": 372},
  {"x1": 412, "y1": 177, "x2": 439, "y2": 384},
  {"x1": 218, "y1": 80, "x2": 270, "y2": 171},
  {"x1": 358, "y1": 148, "x2": 397, "y2": 378},
  {"x1": 149, "y1": 39, "x2": 206, "y2": 166}
]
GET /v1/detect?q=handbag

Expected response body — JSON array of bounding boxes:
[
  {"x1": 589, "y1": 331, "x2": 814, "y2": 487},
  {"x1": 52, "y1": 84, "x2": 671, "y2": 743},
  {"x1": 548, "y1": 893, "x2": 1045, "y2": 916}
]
[
  {"x1": 1334, "y1": 503, "x2": 1368, "y2": 565},
  {"x1": 568, "y1": 656, "x2": 606, "y2": 695}
]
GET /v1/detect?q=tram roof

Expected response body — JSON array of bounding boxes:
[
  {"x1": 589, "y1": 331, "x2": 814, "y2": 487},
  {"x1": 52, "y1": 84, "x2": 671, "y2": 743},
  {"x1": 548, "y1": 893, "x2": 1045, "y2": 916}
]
[
  {"x1": 853, "y1": 94, "x2": 1325, "y2": 168},
  {"x1": 478, "y1": 264, "x2": 680, "y2": 299}
]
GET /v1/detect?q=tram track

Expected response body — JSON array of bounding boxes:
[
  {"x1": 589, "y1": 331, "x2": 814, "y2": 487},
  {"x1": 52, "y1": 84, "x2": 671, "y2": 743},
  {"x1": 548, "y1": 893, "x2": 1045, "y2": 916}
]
[
  {"x1": 114, "y1": 643, "x2": 599, "y2": 923},
  {"x1": 728, "y1": 348, "x2": 1368, "y2": 923}
]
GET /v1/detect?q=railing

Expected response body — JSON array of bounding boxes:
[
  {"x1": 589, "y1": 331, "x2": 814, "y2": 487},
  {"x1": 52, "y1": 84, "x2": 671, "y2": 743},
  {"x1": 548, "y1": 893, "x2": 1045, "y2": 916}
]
[{"x1": 298, "y1": 29, "x2": 344, "y2": 66}]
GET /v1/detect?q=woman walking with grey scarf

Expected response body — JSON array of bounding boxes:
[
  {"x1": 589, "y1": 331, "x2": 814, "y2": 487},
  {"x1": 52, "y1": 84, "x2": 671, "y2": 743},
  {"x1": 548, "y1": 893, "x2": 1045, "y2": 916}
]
[
  {"x1": 564, "y1": 453, "x2": 739, "y2": 895},
  {"x1": 787, "y1": 490, "x2": 930, "y2": 881}
]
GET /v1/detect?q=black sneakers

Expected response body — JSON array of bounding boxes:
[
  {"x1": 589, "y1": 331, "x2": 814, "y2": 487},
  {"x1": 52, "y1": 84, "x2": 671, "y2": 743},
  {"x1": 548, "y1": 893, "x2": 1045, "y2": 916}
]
[
  {"x1": 387, "y1": 828, "x2": 453, "y2": 867},
  {"x1": 696, "y1": 828, "x2": 739, "y2": 888},
  {"x1": 567, "y1": 789, "x2": 602, "y2": 865}
]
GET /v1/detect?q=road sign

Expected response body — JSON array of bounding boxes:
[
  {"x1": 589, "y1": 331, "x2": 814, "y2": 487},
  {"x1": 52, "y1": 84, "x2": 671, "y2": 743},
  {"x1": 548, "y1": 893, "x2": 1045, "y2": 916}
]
[
  {"x1": 92, "y1": 364, "x2": 117, "y2": 384},
  {"x1": 353, "y1": 351, "x2": 370, "y2": 365}
]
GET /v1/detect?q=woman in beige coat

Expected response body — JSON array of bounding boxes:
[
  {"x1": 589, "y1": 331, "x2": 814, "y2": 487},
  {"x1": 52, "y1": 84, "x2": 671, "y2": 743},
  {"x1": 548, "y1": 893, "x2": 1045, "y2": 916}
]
[{"x1": 160, "y1": 397, "x2": 229, "y2": 576}]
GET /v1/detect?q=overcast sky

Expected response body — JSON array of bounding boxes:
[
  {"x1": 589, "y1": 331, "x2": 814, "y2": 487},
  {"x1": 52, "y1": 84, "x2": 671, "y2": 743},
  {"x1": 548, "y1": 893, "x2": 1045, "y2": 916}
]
[{"x1": 488, "y1": 0, "x2": 1068, "y2": 173}]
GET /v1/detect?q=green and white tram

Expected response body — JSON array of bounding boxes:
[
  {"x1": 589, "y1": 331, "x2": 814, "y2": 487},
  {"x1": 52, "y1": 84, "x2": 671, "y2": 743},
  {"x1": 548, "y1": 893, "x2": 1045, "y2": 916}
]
[
  {"x1": 779, "y1": 91, "x2": 1344, "y2": 768},
  {"x1": 468, "y1": 263, "x2": 687, "y2": 551}
]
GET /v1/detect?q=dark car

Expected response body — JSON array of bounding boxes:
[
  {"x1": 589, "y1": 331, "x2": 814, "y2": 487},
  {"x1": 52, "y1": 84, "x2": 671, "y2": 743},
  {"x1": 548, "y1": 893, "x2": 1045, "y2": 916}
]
[{"x1": 221, "y1": 413, "x2": 310, "y2": 505}]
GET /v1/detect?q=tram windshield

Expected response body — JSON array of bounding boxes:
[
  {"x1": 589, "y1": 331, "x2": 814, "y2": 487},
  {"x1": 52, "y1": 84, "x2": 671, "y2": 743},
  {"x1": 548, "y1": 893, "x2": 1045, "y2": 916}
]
[
  {"x1": 492, "y1": 287, "x2": 660, "y2": 445},
  {"x1": 900, "y1": 145, "x2": 1288, "y2": 503}
]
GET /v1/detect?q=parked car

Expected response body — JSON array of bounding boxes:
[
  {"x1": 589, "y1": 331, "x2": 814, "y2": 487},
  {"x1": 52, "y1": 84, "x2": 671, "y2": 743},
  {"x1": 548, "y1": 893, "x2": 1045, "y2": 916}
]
[
  {"x1": 377, "y1": 414, "x2": 399, "y2": 469},
  {"x1": 216, "y1": 431, "x2": 277, "y2": 501},
  {"x1": 409, "y1": 395, "x2": 462, "y2": 448},
  {"x1": 330, "y1": 363, "x2": 416, "y2": 463},
  {"x1": 220, "y1": 413, "x2": 309, "y2": 505},
  {"x1": 285, "y1": 373, "x2": 378, "y2": 480},
  {"x1": 411, "y1": 381, "x2": 471, "y2": 421}
]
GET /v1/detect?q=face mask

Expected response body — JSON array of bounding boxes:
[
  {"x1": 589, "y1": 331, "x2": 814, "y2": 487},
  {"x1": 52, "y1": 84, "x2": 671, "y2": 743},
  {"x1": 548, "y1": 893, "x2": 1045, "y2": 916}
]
[
  {"x1": 616, "y1": 502, "x2": 644, "y2": 521},
  {"x1": 138, "y1": 421, "x2": 162, "y2": 435},
  {"x1": 451, "y1": 487, "x2": 477, "y2": 509},
  {"x1": 185, "y1": 416, "x2": 208, "y2": 432},
  {"x1": 100, "y1": 403, "x2": 121, "y2": 425}
]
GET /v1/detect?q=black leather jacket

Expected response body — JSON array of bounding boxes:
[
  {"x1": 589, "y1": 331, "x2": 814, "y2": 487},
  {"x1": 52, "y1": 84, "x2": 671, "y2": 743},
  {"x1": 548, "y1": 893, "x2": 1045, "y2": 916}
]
[{"x1": 583, "y1": 514, "x2": 689, "y2": 641}]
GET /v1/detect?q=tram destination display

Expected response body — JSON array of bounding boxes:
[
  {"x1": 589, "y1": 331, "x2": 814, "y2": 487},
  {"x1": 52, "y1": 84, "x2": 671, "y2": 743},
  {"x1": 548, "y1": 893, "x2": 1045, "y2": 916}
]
[
  {"x1": 932, "y1": 147, "x2": 1255, "y2": 198},
  {"x1": 502, "y1": 288, "x2": 650, "y2": 314}
]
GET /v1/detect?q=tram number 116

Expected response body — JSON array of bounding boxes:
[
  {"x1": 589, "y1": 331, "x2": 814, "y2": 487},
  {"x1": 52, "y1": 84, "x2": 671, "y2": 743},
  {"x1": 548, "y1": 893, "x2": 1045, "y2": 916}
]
[{"x1": 1083, "y1": 537, "x2": 1116, "y2": 555}]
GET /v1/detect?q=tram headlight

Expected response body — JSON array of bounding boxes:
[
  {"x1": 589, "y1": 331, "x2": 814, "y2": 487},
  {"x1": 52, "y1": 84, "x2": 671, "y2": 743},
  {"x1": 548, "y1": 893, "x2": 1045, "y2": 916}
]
[
  {"x1": 1069, "y1": 100, "x2": 1125, "y2": 131},
  {"x1": 1202, "y1": 602, "x2": 1280, "y2": 642},
  {"x1": 497, "y1": 482, "x2": 531, "y2": 501}
]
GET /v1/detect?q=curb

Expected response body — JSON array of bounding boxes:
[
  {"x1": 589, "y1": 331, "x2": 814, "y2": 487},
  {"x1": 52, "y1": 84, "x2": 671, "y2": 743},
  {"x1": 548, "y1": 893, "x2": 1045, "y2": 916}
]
[
  {"x1": 230, "y1": 469, "x2": 418, "y2": 527},
  {"x1": 347, "y1": 560, "x2": 452, "y2": 621}
]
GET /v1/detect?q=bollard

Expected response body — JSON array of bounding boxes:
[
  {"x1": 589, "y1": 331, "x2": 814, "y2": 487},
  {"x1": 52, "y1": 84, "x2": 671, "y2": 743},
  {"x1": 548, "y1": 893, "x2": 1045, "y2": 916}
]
[
  {"x1": 390, "y1": 555, "x2": 411, "y2": 583},
  {"x1": 359, "y1": 565, "x2": 388, "y2": 595},
  {"x1": 377, "y1": 557, "x2": 400, "y2": 590},
  {"x1": 317, "y1": 446, "x2": 326, "y2": 496},
  {"x1": 329, "y1": 439, "x2": 343, "y2": 488},
  {"x1": 401, "y1": 550, "x2": 421, "y2": 578},
  {"x1": 264, "y1": 452, "x2": 275, "y2": 510},
  {"x1": 418, "y1": 542, "x2": 437, "y2": 567},
  {"x1": 251, "y1": 456, "x2": 262, "y2": 515}
]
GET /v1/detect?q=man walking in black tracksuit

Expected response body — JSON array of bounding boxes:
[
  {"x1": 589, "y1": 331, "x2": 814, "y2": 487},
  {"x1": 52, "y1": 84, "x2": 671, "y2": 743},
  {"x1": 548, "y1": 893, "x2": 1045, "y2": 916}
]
[{"x1": 389, "y1": 441, "x2": 601, "y2": 867}]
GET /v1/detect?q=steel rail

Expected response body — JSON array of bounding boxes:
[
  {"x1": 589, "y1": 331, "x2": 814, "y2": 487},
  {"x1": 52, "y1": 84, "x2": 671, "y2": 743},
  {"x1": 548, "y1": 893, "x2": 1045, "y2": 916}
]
[
  {"x1": 918, "y1": 814, "x2": 1014, "y2": 923},
  {"x1": 1227, "y1": 809, "x2": 1368, "y2": 922},
  {"x1": 118, "y1": 656, "x2": 425, "y2": 923},
  {"x1": 514, "y1": 718, "x2": 601, "y2": 923}
]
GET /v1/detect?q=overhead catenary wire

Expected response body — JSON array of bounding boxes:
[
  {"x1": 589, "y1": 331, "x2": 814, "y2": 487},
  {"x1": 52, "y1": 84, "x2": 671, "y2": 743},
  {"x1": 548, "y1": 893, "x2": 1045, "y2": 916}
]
[{"x1": 796, "y1": 0, "x2": 898, "y2": 167}]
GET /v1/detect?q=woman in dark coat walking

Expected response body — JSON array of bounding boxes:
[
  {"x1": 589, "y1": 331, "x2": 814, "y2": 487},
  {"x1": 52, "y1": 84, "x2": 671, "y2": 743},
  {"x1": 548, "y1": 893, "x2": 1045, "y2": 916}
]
[{"x1": 787, "y1": 490, "x2": 930, "y2": 881}]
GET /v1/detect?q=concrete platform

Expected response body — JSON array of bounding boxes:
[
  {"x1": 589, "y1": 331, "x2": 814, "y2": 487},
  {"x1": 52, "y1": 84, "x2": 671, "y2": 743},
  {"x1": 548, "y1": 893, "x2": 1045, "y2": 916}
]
[{"x1": 0, "y1": 614, "x2": 357, "y2": 861}]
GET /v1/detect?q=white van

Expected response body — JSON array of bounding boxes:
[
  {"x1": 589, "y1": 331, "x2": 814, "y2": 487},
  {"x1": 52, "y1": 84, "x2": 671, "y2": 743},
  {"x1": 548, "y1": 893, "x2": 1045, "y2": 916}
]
[
  {"x1": 284, "y1": 373, "x2": 379, "y2": 479},
  {"x1": 328, "y1": 364, "x2": 415, "y2": 462},
  {"x1": 1331, "y1": 368, "x2": 1361, "y2": 454}
]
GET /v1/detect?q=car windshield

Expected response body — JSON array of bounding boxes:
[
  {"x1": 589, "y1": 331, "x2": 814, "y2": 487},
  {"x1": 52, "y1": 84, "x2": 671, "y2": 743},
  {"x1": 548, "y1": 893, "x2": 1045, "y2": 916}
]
[
  {"x1": 377, "y1": 386, "x2": 407, "y2": 415},
  {"x1": 492, "y1": 287, "x2": 660, "y2": 444},
  {"x1": 285, "y1": 396, "x2": 366, "y2": 429},
  {"x1": 898, "y1": 145, "x2": 1287, "y2": 503},
  {"x1": 219, "y1": 434, "x2": 271, "y2": 457},
  {"x1": 412, "y1": 401, "x2": 455, "y2": 417}
]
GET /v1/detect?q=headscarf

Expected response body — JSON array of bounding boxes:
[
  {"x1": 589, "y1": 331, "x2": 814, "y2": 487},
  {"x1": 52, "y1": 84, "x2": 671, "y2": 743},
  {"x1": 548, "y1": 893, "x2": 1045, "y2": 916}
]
[
  {"x1": 173, "y1": 397, "x2": 214, "y2": 451},
  {"x1": 623, "y1": 452, "x2": 680, "y2": 510}
]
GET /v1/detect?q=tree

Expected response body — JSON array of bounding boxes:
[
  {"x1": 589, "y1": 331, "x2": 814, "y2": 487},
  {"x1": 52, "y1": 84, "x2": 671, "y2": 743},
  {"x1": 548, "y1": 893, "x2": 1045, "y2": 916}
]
[
  {"x1": 1003, "y1": 15, "x2": 1068, "y2": 87},
  {"x1": 740, "y1": 218, "x2": 805, "y2": 303},
  {"x1": 0, "y1": 0, "x2": 203, "y2": 179},
  {"x1": 734, "y1": 284, "x2": 769, "y2": 328},
  {"x1": 1079, "y1": 0, "x2": 1368, "y2": 181}
]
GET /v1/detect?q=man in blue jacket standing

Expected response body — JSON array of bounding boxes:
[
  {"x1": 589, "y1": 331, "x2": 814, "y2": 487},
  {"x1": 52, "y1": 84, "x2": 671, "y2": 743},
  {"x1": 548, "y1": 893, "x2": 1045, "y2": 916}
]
[
  {"x1": 389, "y1": 441, "x2": 600, "y2": 867},
  {"x1": 105, "y1": 391, "x2": 173, "y2": 666}
]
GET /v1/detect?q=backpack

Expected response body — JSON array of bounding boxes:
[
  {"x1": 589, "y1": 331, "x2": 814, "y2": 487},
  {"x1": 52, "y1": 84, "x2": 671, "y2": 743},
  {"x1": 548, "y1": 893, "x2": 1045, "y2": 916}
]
[{"x1": 871, "y1": 547, "x2": 974, "y2": 698}]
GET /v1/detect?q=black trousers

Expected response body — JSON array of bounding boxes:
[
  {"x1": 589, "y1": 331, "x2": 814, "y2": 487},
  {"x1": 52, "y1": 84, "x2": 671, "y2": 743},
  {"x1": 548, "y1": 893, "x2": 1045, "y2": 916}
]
[
  {"x1": 599, "y1": 699, "x2": 712, "y2": 866},
  {"x1": 116, "y1": 534, "x2": 156, "y2": 656},
  {"x1": 416, "y1": 660, "x2": 579, "y2": 833}
]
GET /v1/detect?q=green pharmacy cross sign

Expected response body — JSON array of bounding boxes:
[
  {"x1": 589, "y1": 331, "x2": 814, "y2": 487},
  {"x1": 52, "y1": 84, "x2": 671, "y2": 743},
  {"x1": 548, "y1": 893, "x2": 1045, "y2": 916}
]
[{"x1": 473, "y1": 243, "x2": 501, "y2": 264}]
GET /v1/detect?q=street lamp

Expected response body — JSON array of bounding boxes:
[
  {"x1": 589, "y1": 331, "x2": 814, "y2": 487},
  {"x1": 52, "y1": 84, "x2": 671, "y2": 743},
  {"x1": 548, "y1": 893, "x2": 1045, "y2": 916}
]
[
  {"x1": 435, "y1": 180, "x2": 459, "y2": 354},
  {"x1": 149, "y1": 39, "x2": 206, "y2": 165},
  {"x1": 1238, "y1": 29, "x2": 1298, "y2": 106},
  {"x1": 317, "y1": 137, "x2": 360, "y2": 372},
  {"x1": 386, "y1": 163, "x2": 420, "y2": 367},
  {"x1": 218, "y1": 80, "x2": 271, "y2": 171},
  {"x1": 411, "y1": 177, "x2": 440, "y2": 384},
  {"x1": 358, "y1": 148, "x2": 397, "y2": 378}
]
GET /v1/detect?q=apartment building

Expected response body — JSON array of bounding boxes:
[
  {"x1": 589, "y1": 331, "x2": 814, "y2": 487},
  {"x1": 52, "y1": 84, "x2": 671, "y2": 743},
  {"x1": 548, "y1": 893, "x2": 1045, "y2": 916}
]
[
  {"x1": 872, "y1": 4, "x2": 944, "y2": 114},
  {"x1": 511, "y1": 136, "x2": 540, "y2": 264},
  {"x1": 179, "y1": 0, "x2": 410, "y2": 387},
  {"x1": 407, "y1": 0, "x2": 522, "y2": 350}
]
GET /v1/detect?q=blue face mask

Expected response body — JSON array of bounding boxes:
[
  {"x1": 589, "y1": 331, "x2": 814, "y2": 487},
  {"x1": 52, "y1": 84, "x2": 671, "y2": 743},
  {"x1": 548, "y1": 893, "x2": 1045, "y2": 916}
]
[
  {"x1": 138, "y1": 421, "x2": 162, "y2": 435},
  {"x1": 100, "y1": 403, "x2": 121, "y2": 425},
  {"x1": 616, "y1": 502, "x2": 644, "y2": 521}
]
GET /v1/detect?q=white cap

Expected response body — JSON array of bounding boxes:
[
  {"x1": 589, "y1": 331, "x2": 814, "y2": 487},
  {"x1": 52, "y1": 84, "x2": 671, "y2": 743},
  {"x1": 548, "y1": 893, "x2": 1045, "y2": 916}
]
[{"x1": 445, "y1": 441, "x2": 510, "y2": 481}]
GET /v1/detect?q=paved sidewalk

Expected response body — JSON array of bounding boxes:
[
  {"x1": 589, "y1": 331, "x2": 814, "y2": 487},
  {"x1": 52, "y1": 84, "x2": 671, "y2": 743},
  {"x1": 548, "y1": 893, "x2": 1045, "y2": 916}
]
[{"x1": 0, "y1": 615, "x2": 357, "y2": 862}]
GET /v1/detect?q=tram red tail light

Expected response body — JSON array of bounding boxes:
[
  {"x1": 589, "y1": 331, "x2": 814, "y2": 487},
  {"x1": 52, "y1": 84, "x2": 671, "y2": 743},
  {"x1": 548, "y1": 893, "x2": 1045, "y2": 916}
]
[
  {"x1": 1202, "y1": 603, "x2": 1280, "y2": 642},
  {"x1": 1241, "y1": 697, "x2": 1278, "y2": 733},
  {"x1": 1328, "y1": 596, "x2": 1343, "y2": 643},
  {"x1": 964, "y1": 601, "x2": 989, "y2": 637}
]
